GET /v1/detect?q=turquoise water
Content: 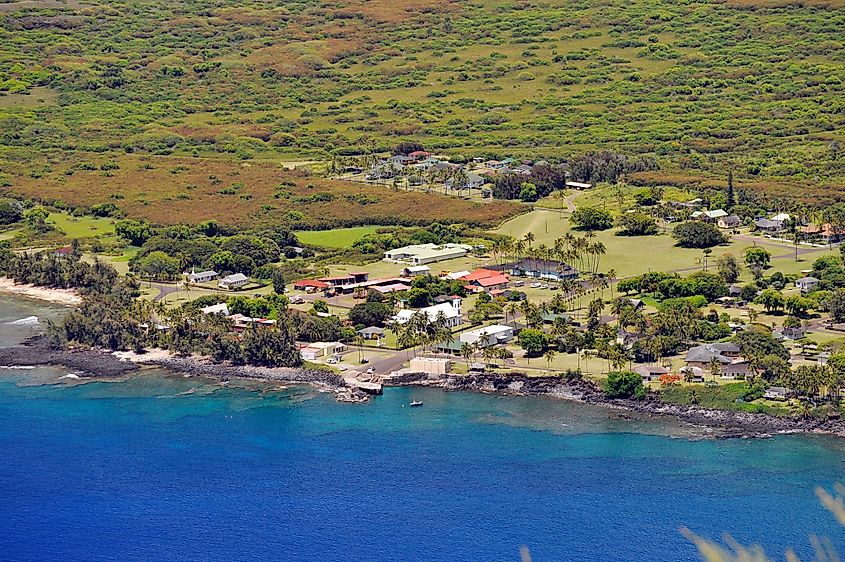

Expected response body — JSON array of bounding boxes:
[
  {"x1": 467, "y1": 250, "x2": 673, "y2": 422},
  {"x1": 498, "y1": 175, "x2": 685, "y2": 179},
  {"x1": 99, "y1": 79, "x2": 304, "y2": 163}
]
[{"x1": 1, "y1": 295, "x2": 844, "y2": 560}]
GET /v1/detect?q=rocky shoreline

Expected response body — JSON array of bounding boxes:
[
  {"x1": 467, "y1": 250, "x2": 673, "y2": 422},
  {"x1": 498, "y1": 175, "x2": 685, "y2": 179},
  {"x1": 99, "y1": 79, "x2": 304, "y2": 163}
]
[
  {"x1": 0, "y1": 337, "x2": 370, "y2": 403},
  {"x1": 2, "y1": 339, "x2": 844, "y2": 438},
  {"x1": 390, "y1": 372, "x2": 845, "y2": 439}
]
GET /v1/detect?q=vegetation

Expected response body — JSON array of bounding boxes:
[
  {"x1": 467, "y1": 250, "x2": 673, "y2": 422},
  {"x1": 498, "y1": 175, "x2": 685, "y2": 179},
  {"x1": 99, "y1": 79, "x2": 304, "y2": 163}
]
[{"x1": 673, "y1": 221, "x2": 727, "y2": 248}]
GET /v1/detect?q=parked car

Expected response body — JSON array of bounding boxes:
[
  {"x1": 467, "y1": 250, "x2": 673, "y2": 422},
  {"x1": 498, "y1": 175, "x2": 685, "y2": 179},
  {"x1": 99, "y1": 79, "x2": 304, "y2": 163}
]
[
  {"x1": 327, "y1": 357, "x2": 338, "y2": 364},
  {"x1": 366, "y1": 367, "x2": 375, "y2": 374},
  {"x1": 530, "y1": 282, "x2": 541, "y2": 288},
  {"x1": 289, "y1": 295, "x2": 305, "y2": 304}
]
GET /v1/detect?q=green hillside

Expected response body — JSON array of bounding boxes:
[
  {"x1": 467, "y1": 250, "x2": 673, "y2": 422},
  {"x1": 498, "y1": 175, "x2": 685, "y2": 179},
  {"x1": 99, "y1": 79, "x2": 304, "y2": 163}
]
[{"x1": 1, "y1": 0, "x2": 844, "y2": 204}]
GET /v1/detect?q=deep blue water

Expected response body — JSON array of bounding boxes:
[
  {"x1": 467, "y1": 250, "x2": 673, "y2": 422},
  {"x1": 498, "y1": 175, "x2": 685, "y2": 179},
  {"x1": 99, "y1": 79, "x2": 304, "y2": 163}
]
[{"x1": 1, "y1": 295, "x2": 845, "y2": 561}]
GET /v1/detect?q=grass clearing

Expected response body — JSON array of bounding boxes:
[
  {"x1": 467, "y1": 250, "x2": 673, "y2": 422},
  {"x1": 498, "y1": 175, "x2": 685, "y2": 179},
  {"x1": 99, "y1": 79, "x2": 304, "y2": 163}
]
[{"x1": 295, "y1": 226, "x2": 381, "y2": 248}]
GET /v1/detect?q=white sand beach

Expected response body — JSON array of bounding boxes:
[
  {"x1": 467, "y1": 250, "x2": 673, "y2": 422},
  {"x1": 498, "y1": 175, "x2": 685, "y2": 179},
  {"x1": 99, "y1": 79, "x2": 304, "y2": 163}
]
[{"x1": 0, "y1": 277, "x2": 82, "y2": 306}]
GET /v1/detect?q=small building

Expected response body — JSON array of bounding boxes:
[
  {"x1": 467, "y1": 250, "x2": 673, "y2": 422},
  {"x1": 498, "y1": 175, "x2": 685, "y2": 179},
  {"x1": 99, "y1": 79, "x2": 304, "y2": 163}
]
[
  {"x1": 357, "y1": 326, "x2": 385, "y2": 340},
  {"x1": 200, "y1": 303, "x2": 230, "y2": 316},
  {"x1": 565, "y1": 181, "x2": 592, "y2": 190},
  {"x1": 795, "y1": 276, "x2": 819, "y2": 293},
  {"x1": 187, "y1": 270, "x2": 219, "y2": 284},
  {"x1": 462, "y1": 269, "x2": 510, "y2": 293},
  {"x1": 402, "y1": 265, "x2": 431, "y2": 277},
  {"x1": 55, "y1": 246, "x2": 74, "y2": 258},
  {"x1": 300, "y1": 341, "x2": 346, "y2": 361},
  {"x1": 541, "y1": 312, "x2": 569, "y2": 324},
  {"x1": 409, "y1": 356, "x2": 452, "y2": 377},
  {"x1": 634, "y1": 365, "x2": 669, "y2": 382},
  {"x1": 458, "y1": 324, "x2": 515, "y2": 348},
  {"x1": 444, "y1": 270, "x2": 471, "y2": 281},
  {"x1": 780, "y1": 326, "x2": 806, "y2": 340},
  {"x1": 218, "y1": 273, "x2": 249, "y2": 290},
  {"x1": 407, "y1": 150, "x2": 432, "y2": 161},
  {"x1": 764, "y1": 387, "x2": 793, "y2": 401},
  {"x1": 801, "y1": 223, "x2": 844, "y2": 244},
  {"x1": 717, "y1": 215, "x2": 742, "y2": 229}
]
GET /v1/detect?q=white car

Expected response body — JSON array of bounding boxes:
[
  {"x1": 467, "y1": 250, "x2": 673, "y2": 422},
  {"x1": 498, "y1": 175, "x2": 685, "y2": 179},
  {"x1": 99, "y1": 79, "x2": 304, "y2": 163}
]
[
  {"x1": 289, "y1": 295, "x2": 305, "y2": 304},
  {"x1": 338, "y1": 365, "x2": 348, "y2": 372},
  {"x1": 530, "y1": 282, "x2": 541, "y2": 288},
  {"x1": 366, "y1": 367, "x2": 375, "y2": 374},
  {"x1": 327, "y1": 357, "x2": 338, "y2": 364}
]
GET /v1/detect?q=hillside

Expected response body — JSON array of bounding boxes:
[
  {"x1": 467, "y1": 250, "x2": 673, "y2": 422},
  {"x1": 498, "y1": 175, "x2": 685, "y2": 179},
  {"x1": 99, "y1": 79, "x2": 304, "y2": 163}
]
[{"x1": 1, "y1": 0, "x2": 844, "y2": 210}]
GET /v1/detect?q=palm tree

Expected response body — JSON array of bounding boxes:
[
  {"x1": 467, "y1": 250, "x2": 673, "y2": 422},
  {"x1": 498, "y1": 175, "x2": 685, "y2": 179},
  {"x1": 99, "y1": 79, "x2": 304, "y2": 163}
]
[
  {"x1": 460, "y1": 342, "x2": 473, "y2": 367},
  {"x1": 544, "y1": 348, "x2": 556, "y2": 374}
]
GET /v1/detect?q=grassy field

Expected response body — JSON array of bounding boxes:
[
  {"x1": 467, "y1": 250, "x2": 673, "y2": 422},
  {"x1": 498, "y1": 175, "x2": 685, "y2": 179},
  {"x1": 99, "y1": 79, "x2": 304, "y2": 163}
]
[
  {"x1": 493, "y1": 208, "x2": 837, "y2": 278},
  {"x1": 48, "y1": 213, "x2": 115, "y2": 239},
  {"x1": 294, "y1": 226, "x2": 382, "y2": 248}
]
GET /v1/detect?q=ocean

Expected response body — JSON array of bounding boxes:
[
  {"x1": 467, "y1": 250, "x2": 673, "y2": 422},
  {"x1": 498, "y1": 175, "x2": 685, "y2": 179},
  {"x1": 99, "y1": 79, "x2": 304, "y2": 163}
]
[{"x1": 1, "y1": 294, "x2": 844, "y2": 561}]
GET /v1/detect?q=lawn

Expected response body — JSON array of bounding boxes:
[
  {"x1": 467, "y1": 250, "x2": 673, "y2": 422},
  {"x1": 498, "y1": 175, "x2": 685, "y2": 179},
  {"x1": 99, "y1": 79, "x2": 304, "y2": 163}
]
[
  {"x1": 295, "y1": 226, "x2": 381, "y2": 248},
  {"x1": 48, "y1": 212, "x2": 115, "y2": 239},
  {"x1": 492, "y1": 209, "x2": 839, "y2": 279}
]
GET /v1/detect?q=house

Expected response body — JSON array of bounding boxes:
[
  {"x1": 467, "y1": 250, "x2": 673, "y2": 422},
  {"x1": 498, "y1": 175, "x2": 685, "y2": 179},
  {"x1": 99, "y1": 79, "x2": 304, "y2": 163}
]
[
  {"x1": 754, "y1": 218, "x2": 784, "y2": 233},
  {"x1": 795, "y1": 276, "x2": 819, "y2": 293},
  {"x1": 55, "y1": 246, "x2": 74, "y2": 258},
  {"x1": 446, "y1": 172, "x2": 486, "y2": 190},
  {"x1": 409, "y1": 357, "x2": 452, "y2": 377},
  {"x1": 218, "y1": 273, "x2": 249, "y2": 290},
  {"x1": 357, "y1": 326, "x2": 385, "y2": 340},
  {"x1": 434, "y1": 339, "x2": 465, "y2": 355},
  {"x1": 771, "y1": 213, "x2": 791, "y2": 223},
  {"x1": 300, "y1": 341, "x2": 346, "y2": 361},
  {"x1": 402, "y1": 265, "x2": 431, "y2": 277},
  {"x1": 392, "y1": 301, "x2": 462, "y2": 328},
  {"x1": 717, "y1": 214, "x2": 742, "y2": 229},
  {"x1": 512, "y1": 164, "x2": 533, "y2": 176},
  {"x1": 679, "y1": 366, "x2": 705, "y2": 382},
  {"x1": 764, "y1": 387, "x2": 793, "y2": 401},
  {"x1": 200, "y1": 303, "x2": 230, "y2": 316},
  {"x1": 319, "y1": 272, "x2": 370, "y2": 291},
  {"x1": 461, "y1": 268, "x2": 510, "y2": 293},
  {"x1": 779, "y1": 326, "x2": 806, "y2": 340},
  {"x1": 458, "y1": 324, "x2": 514, "y2": 348},
  {"x1": 565, "y1": 181, "x2": 592, "y2": 190},
  {"x1": 293, "y1": 279, "x2": 329, "y2": 292},
  {"x1": 407, "y1": 150, "x2": 432, "y2": 161},
  {"x1": 673, "y1": 198, "x2": 703, "y2": 209},
  {"x1": 365, "y1": 279, "x2": 413, "y2": 294},
  {"x1": 384, "y1": 243, "x2": 472, "y2": 265},
  {"x1": 634, "y1": 365, "x2": 669, "y2": 382},
  {"x1": 691, "y1": 209, "x2": 728, "y2": 222},
  {"x1": 541, "y1": 312, "x2": 569, "y2": 324},
  {"x1": 721, "y1": 360, "x2": 753, "y2": 379},
  {"x1": 801, "y1": 223, "x2": 844, "y2": 244},
  {"x1": 187, "y1": 270, "x2": 219, "y2": 284},
  {"x1": 497, "y1": 258, "x2": 578, "y2": 282}
]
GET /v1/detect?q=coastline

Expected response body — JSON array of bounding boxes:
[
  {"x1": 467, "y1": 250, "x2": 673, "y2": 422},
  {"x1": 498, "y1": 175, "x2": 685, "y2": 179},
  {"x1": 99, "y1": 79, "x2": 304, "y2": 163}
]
[
  {"x1": 0, "y1": 277, "x2": 82, "y2": 306},
  {"x1": 3, "y1": 339, "x2": 844, "y2": 438}
]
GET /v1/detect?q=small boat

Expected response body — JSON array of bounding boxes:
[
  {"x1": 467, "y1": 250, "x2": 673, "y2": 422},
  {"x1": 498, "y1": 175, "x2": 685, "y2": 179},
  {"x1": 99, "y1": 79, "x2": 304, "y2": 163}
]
[{"x1": 409, "y1": 400, "x2": 423, "y2": 407}]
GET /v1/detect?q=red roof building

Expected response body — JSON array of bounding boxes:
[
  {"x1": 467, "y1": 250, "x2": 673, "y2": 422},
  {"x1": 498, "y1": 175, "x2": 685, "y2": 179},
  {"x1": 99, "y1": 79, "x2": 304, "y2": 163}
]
[
  {"x1": 293, "y1": 279, "x2": 329, "y2": 291},
  {"x1": 462, "y1": 268, "x2": 510, "y2": 293}
]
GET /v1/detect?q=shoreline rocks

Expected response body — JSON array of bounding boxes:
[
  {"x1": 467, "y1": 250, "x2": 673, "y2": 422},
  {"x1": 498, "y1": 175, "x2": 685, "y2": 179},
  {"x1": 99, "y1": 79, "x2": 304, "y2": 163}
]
[{"x1": 3, "y1": 339, "x2": 844, "y2": 438}]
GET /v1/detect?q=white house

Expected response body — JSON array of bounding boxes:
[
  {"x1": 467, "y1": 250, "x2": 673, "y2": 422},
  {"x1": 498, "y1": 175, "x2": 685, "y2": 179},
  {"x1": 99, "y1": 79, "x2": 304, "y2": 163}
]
[
  {"x1": 795, "y1": 276, "x2": 820, "y2": 293},
  {"x1": 392, "y1": 302, "x2": 462, "y2": 328},
  {"x1": 187, "y1": 270, "x2": 219, "y2": 284},
  {"x1": 458, "y1": 324, "x2": 514, "y2": 348},
  {"x1": 218, "y1": 273, "x2": 249, "y2": 290},
  {"x1": 200, "y1": 303, "x2": 230, "y2": 316},
  {"x1": 565, "y1": 181, "x2": 592, "y2": 190},
  {"x1": 691, "y1": 209, "x2": 728, "y2": 222},
  {"x1": 300, "y1": 341, "x2": 346, "y2": 361}
]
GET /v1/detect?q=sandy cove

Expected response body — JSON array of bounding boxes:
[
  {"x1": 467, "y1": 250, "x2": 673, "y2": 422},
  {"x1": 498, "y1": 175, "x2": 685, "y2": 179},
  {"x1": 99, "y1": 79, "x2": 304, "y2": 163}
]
[{"x1": 0, "y1": 277, "x2": 82, "y2": 306}]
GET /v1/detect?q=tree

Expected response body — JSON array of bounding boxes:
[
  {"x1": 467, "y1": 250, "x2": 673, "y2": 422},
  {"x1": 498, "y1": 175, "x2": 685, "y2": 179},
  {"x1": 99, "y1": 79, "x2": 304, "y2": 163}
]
[
  {"x1": 604, "y1": 370, "x2": 646, "y2": 399},
  {"x1": 242, "y1": 325, "x2": 302, "y2": 367},
  {"x1": 828, "y1": 288, "x2": 845, "y2": 323},
  {"x1": 312, "y1": 299, "x2": 329, "y2": 314},
  {"x1": 518, "y1": 182, "x2": 538, "y2": 202},
  {"x1": 755, "y1": 288, "x2": 785, "y2": 313},
  {"x1": 271, "y1": 269, "x2": 286, "y2": 294},
  {"x1": 616, "y1": 212, "x2": 658, "y2": 236},
  {"x1": 0, "y1": 199, "x2": 23, "y2": 225},
  {"x1": 784, "y1": 295, "x2": 811, "y2": 317},
  {"x1": 405, "y1": 287, "x2": 431, "y2": 308},
  {"x1": 716, "y1": 253, "x2": 740, "y2": 283},
  {"x1": 136, "y1": 251, "x2": 180, "y2": 280},
  {"x1": 348, "y1": 301, "x2": 393, "y2": 327},
  {"x1": 733, "y1": 328, "x2": 789, "y2": 361},
  {"x1": 544, "y1": 348, "x2": 557, "y2": 373},
  {"x1": 518, "y1": 328, "x2": 547, "y2": 357},
  {"x1": 672, "y1": 221, "x2": 727, "y2": 248},
  {"x1": 571, "y1": 207, "x2": 614, "y2": 231},
  {"x1": 744, "y1": 247, "x2": 771, "y2": 269}
]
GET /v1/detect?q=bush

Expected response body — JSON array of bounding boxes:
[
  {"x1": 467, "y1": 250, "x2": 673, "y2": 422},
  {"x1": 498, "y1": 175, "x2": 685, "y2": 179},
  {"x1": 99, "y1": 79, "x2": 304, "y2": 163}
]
[
  {"x1": 604, "y1": 371, "x2": 646, "y2": 399},
  {"x1": 572, "y1": 206, "x2": 614, "y2": 231}
]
